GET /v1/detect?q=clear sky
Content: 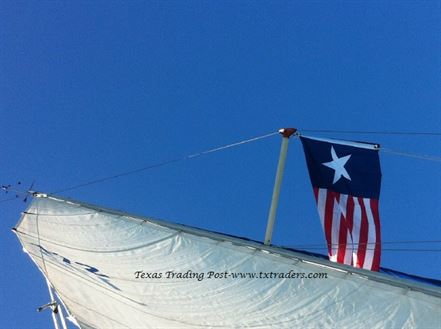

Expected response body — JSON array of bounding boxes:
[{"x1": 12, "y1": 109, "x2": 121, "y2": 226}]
[{"x1": 1, "y1": 1, "x2": 440, "y2": 328}]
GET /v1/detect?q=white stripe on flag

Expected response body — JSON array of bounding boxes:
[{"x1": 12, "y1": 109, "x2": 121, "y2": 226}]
[
  {"x1": 363, "y1": 198, "x2": 376, "y2": 270},
  {"x1": 316, "y1": 188, "x2": 327, "y2": 229},
  {"x1": 352, "y1": 197, "x2": 361, "y2": 267},
  {"x1": 337, "y1": 194, "x2": 351, "y2": 265},
  {"x1": 344, "y1": 230, "x2": 353, "y2": 265},
  {"x1": 337, "y1": 194, "x2": 347, "y2": 218},
  {"x1": 331, "y1": 195, "x2": 341, "y2": 261}
]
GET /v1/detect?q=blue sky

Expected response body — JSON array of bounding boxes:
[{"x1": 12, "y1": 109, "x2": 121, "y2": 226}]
[{"x1": 1, "y1": 1, "x2": 440, "y2": 328}]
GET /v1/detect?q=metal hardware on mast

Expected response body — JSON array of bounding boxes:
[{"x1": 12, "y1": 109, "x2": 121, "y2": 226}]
[{"x1": 264, "y1": 128, "x2": 297, "y2": 245}]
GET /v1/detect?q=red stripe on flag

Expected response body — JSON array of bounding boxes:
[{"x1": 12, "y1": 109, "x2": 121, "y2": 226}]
[
  {"x1": 337, "y1": 214, "x2": 347, "y2": 263},
  {"x1": 370, "y1": 199, "x2": 381, "y2": 271},
  {"x1": 346, "y1": 197, "x2": 354, "y2": 233},
  {"x1": 336, "y1": 194, "x2": 347, "y2": 264},
  {"x1": 357, "y1": 197, "x2": 369, "y2": 268},
  {"x1": 345, "y1": 196, "x2": 355, "y2": 266},
  {"x1": 313, "y1": 189, "x2": 381, "y2": 270},
  {"x1": 324, "y1": 190, "x2": 335, "y2": 257}
]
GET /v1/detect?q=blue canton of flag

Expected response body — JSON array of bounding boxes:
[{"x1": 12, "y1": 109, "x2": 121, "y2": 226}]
[{"x1": 300, "y1": 136, "x2": 382, "y2": 271}]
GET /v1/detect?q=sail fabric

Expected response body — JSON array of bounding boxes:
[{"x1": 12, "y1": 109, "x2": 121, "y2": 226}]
[
  {"x1": 15, "y1": 196, "x2": 440, "y2": 329},
  {"x1": 300, "y1": 136, "x2": 382, "y2": 271}
]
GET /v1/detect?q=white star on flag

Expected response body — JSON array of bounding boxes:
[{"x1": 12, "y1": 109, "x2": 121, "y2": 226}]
[{"x1": 322, "y1": 146, "x2": 352, "y2": 184}]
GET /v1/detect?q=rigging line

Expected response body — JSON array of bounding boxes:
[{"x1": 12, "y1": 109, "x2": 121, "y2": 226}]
[
  {"x1": 286, "y1": 240, "x2": 441, "y2": 248},
  {"x1": 380, "y1": 148, "x2": 441, "y2": 162},
  {"x1": 51, "y1": 131, "x2": 279, "y2": 195},
  {"x1": 299, "y1": 129, "x2": 441, "y2": 136},
  {"x1": 295, "y1": 130, "x2": 441, "y2": 163},
  {"x1": 297, "y1": 247, "x2": 441, "y2": 252},
  {"x1": 187, "y1": 131, "x2": 279, "y2": 158}
]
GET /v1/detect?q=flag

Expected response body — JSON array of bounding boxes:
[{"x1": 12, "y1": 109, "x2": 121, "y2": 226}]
[{"x1": 300, "y1": 136, "x2": 382, "y2": 271}]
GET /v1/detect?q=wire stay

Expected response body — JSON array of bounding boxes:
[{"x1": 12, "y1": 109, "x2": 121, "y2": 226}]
[
  {"x1": 380, "y1": 148, "x2": 441, "y2": 162},
  {"x1": 51, "y1": 131, "x2": 279, "y2": 194}
]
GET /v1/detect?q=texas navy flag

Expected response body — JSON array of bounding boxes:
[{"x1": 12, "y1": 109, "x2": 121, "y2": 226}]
[{"x1": 300, "y1": 136, "x2": 382, "y2": 271}]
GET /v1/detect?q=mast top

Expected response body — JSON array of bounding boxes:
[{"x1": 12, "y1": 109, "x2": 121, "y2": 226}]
[{"x1": 278, "y1": 128, "x2": 297, "y2": 138}]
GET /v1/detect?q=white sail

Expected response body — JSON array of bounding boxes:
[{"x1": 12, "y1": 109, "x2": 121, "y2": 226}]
[{"x1": 14, "y1": 195, "x2": 441, "y2": 329}]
